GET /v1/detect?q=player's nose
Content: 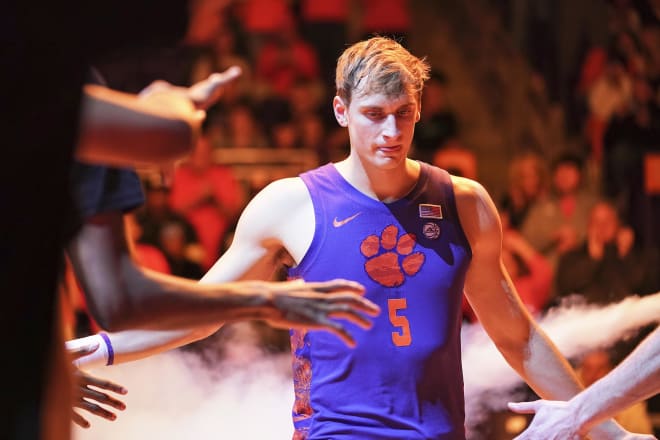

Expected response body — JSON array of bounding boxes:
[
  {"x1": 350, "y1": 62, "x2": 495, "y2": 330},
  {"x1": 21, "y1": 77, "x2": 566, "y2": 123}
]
[{"x1": 381, "y1": 114, "x2": 401, "y2": 139}]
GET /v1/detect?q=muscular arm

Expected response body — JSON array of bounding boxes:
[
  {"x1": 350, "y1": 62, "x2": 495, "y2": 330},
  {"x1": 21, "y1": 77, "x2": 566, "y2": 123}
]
[
  {"x1": 454, "y1": 176, "x2": 627, "y2": 438},
  {"x1": 67, "y1": 211, "x2": 281, "y2": 332},
  {"x1": 456, "y1": 177, "x2": 582, "y2": 397},
  {"x1": 67, "y1": 178, "x2": 378, "y2": 367},
  {"x1": 509, "y1": 326, "x2": 660, "y2": 439}
]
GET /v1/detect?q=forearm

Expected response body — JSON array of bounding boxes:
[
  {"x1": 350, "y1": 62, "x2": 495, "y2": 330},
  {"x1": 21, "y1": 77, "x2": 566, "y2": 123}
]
[
  {"x1": 67, "y1": 213, "x2": 279, "y2": 332},
  {"x1": 499, "y1": 308, "x2": 637, "y2": 436},
  {"x1": 76, "y1": 85, "x2": 202, "y2": 167},
  {"x1": 506, "y1": 322, "x2": 584, "y2": 400},
  {"x1": 80, "y1": 255, "x2": 277, "y2": 332},
  {"x1": 572, "y1": 327, "x2": 660, "y2": 435},
  {"x1": 498, "y1": 316, "x2": 631, "y2": 437},
  {"x1": 469, "y1": 270, "x2": 583, "y2": 399},
  {"x1": 122, "y1": 261, "x2": 283, "y2": 330},
  {"x1": 66, "y1": 325, "x2": 218, "y2": 369},
  {"x1": 65, "y1": 255, "x2": 275, "y2": 367}
]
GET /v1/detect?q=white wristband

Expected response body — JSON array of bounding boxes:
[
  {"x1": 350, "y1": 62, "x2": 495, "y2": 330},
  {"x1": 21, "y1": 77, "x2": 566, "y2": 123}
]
[{"x1": 65, "y1": 333, "x2": 114, "y2": 368}]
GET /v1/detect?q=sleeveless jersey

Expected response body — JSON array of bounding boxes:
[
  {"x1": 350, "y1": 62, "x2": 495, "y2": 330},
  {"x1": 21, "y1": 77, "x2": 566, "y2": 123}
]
[{"x1": 288, "y1": 162, "x2": 472, "y2": 439}]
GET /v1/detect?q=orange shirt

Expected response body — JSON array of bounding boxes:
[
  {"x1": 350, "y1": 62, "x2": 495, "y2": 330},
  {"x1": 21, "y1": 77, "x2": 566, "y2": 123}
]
[
  {"x1": 239, "y1": 0, "x2": 292, "y2": 33},
  {"x1": 361, "y1": 0, "x2": 411, "y2": 33},
  {"x1": 134, "y1": 243, "x2": 171, "y2": 274},
  {"x1": 301, "y1": 0, "x2": 349, "y2": 21},
  {"x1": 169, "y1": 165, "x2": 244, "y2": 269}
]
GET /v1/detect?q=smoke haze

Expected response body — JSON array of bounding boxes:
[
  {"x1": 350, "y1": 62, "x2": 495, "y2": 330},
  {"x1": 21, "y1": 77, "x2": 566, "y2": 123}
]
[
  {"x1": 462, "y1": 293, "x2": 660, "y2": 429},
  {"x1": 73, "y1": 293, "x2": 659, "y2": 439}
]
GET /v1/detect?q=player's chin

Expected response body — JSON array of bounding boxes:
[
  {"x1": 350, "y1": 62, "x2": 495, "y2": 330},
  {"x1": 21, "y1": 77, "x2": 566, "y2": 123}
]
[{"x1": 373, "y1": 150, "x2": 406, "y2": 167}]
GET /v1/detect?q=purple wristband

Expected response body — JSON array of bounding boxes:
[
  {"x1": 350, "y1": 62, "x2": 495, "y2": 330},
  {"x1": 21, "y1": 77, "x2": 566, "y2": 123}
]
[{"x1": 99, "y1": 332, "x2": 114, "y2": 366}]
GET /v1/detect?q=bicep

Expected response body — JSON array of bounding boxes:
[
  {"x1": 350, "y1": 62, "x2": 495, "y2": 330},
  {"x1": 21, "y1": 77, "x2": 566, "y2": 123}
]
[
  {"x1": 454, "y1": 177, "x2": 534, "y2": 346},
  {"x1": 201, "y1": 179, "x2": 299, "y2": 284}
]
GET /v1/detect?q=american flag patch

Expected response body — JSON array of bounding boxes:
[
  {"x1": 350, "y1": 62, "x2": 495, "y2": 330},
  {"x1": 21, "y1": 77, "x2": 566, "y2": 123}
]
[{"x1": 419, "y1": 204, "x2": 443, "y2": 219}]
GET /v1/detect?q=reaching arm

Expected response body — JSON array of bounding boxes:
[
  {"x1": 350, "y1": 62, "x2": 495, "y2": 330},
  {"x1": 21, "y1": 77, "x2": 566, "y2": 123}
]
[
  {"x1": 66, "y1": 178, "x2": 379, "y2": 368},
  {"x1": 453, "y1": 176, "x2": 628, "y2": 439},
  {"x1": 508, "y1": 326, "x2": 660, "y2": 439},
  {"x1": 76, "y1": 67, "x2": 241, "y2": 167},
  {"x1": 67, "y1": 211, "x2": 375, "y2": 336}
]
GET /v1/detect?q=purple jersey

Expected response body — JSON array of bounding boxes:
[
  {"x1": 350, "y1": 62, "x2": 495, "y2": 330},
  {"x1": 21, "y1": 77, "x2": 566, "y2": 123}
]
[{"x1": 288, "y1": 162, "x2": 472, "y2": 439}]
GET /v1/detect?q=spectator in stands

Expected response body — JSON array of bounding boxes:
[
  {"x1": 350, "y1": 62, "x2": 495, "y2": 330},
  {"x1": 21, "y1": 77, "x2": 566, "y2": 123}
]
[
  {"x1": 212, "y1": 98, "x2": 269, "y2": 148},
  {"x1": 169, "y1": 130, "x2": 246, "y2": 269},
  {"x1": 135, "y1": 181, "x2": 202, "y2": 260},
  {"x1": 432, "y1": 140, "x2": 478, "y2": 180},
  {"x1": 299, "y1": 0, "x2": 352, "y2": 90},
  {"x1": 499, "y1": 150, "x2": 549, "y2": 230},
  {"x1": 555, "y1": 200, "x2": 659, "y2": 305},
  {"x1": 236, "y1": 0, "x2": 293, "y2": 63},
  {"x1": 521, "y1": 153, "x2": 599, "y2": 269},
  {"x1": 288, "y1": 79, "x2": 326, "y2": 122},
  {"x1": 254, "y1": 14, "x2": 321, "y2": 98},
  {"x1": 502, "y1": 224, "x2": 554, "y2": 317},
  {"x1": 158, "y1": 221, "x2": 205, "y2": 280},
  {"x1": 357, "y1": 0, "x2": 412, "y2": 45},
  {"x1": 271, "y1": 121, "x2": 301, "y2": 150},
  {"x1": 299, "y1": 112, "x2": 328, "y2": 156},
  {"x1": 412, "y1": 70, "x2": 459, "y2": 163},
  {"x1": 584, "y1": 56, "x2": 633, "y2": 164},
  {"x1": 125, "y1": 213, "x2": 172, "y2": 275}
]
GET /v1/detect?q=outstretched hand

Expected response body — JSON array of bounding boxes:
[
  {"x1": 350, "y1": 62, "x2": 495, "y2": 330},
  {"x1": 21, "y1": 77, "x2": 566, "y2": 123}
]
[
  {"x1": 257, "y1": 279, "x2": 380, "y2": 347},
  {"x1": 138, "y1": 66, "x2": 242, "y2": 112},
  {"x1": 186, "y1": 66, "x2": 242, "y2": 110},
  {"x1": 69, "y1": 343, "x2": 127, "y2": 428},
  {"x1": 508, "y1": 400, "x2": 657, "y2": 440}
]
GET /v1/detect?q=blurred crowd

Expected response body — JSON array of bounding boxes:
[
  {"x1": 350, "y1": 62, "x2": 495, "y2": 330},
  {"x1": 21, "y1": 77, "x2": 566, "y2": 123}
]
[{"x1": 58, "y1": 0, "x2": 659, "y2": 437}]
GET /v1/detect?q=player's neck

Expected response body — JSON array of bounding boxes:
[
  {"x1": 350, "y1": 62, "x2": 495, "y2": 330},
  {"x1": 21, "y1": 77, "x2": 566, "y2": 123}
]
[{"x1": 334, "y1": 157, "x2": 420, "y2": 203}]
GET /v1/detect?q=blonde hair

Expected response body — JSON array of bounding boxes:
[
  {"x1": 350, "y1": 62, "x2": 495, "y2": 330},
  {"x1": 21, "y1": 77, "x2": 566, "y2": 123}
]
[{"x1": 336, "y1": 36, "x2": 431, "y2": 105}]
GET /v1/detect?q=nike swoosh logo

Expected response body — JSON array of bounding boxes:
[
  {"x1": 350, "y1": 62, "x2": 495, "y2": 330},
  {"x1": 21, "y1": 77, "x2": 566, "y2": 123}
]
[{"x1": 333, "y1": 212, "x2": 362, "y2": 228}]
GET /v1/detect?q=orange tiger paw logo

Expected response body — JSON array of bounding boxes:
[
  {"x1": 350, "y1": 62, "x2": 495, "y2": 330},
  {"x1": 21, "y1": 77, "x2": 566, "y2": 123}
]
[{"x1": 360, "y1": 225, "x2": 425, "y2": 287}]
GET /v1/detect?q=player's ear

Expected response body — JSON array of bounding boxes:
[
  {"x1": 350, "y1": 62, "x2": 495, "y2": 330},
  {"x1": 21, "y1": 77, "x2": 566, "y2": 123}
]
[{"x1": 333, "y1": 96, "x2": 349, "y2": 127}]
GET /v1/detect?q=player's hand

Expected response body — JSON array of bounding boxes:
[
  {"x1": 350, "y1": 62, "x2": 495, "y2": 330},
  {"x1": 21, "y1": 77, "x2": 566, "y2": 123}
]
[
  {"x1": 508, "y1": 399, "x2": 582, "y2": 439},
  {"x1": 186, "y1": 66, "x2": 242, "y2": 110},
  {"x1": 69, "y1": 345, "x2": 127, "y2": 428},
  {"x1": 257, "y1": 279, "x2": 380, "y2": 347},
  {"x1": 138, "y1": 66, "x2": 242, "y2": 112},
  {"x1": 508, "y1": 400, "x2": 657, "y2": 440}
]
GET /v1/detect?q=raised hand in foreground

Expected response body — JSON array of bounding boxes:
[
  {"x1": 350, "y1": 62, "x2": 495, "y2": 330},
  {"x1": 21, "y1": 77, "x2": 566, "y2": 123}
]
[{"x1": 69, "y1": 343, "x2": 127, "y2": 428}]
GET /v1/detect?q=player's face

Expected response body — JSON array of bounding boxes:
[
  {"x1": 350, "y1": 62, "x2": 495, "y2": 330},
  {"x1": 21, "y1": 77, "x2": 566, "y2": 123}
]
[{"x1": 334, "y1": 88, "x2": 420, "y2": 169}]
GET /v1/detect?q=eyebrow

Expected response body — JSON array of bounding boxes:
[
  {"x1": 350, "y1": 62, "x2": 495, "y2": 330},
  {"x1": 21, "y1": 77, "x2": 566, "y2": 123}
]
[{"x1": 360, "y1": 102, "x2": 416, "y2": 111}]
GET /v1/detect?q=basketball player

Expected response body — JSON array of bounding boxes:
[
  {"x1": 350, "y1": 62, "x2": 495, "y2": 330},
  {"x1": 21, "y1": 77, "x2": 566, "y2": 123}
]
[{"x1": 70, "y1": 36, "x2": 635, "y2": 439}]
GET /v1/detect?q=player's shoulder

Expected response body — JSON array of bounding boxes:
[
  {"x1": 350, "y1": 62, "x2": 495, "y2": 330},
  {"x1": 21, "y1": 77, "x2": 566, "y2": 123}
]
[
  {"x1": 449, "y1": 175, "x2": 501, "y2": 241},
  {"x1": 449, "y1": 175, "x2": 492, "y2": 206},
  {"x1": 255, "y1": 176, "x2": 308, "y2": 200},
  {"x1": 246, "y1": 176, "x2": 310, "y2": 213}
]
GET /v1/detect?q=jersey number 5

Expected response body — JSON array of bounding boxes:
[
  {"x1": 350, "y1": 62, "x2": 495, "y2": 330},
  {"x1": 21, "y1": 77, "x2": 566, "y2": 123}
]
[{"x1": 388, "y1": 298, "x2": 411, "y2": 346}]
